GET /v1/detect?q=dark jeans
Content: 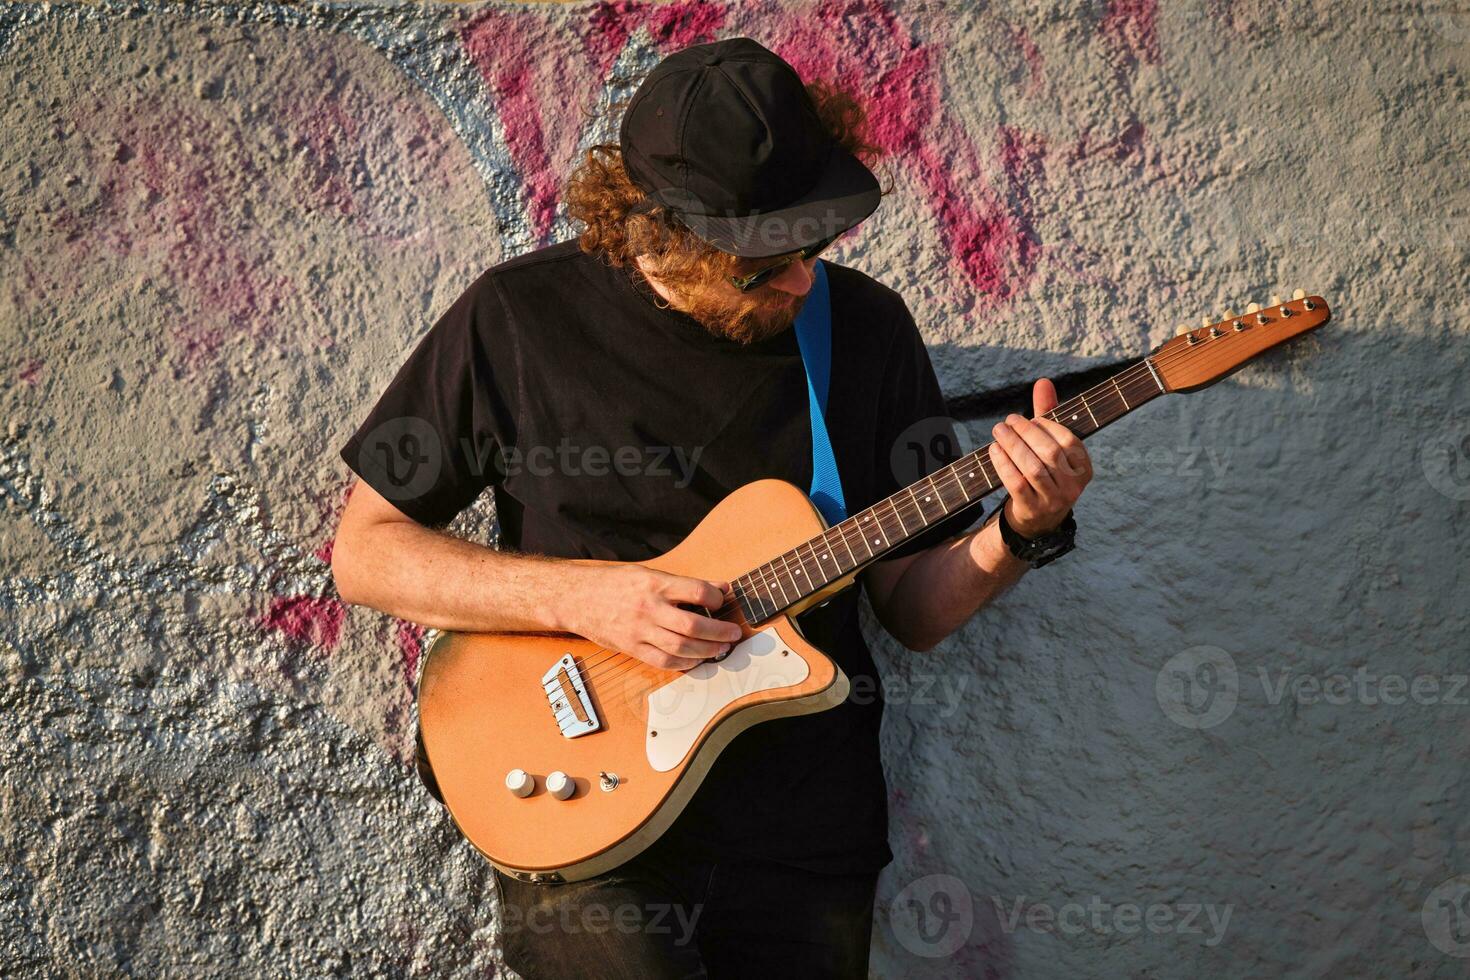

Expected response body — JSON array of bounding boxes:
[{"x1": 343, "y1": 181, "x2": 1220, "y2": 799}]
[{"x1": 492, "y1": 842, "x2": 879, "y2": 979}]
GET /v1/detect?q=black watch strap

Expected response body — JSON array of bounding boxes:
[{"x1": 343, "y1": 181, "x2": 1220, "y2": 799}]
[{"x1": 997, "y1": 505, "x2": 1077, "y2": 569}]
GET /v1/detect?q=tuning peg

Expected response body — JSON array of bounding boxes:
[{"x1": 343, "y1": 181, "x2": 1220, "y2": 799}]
[
  {"x1": 1292, "y1": 288, "x2": 1306, "y2": 301},
  {"x1": 1270, "y1": 294, "x2": 1282, "y2": 307},
  {"x1": 1223, "y1": 309, "x2": 1236, "y2": 320},
  {"x1": 1201, "y1": 315, "x2": 1212, "y2": 328},
  {"x1": 1176, "y1": 323, "x2": 1192, "y2": 336},
  {"x1": 1246, "y1": 302, "x2": 1260, "y2": 314}
]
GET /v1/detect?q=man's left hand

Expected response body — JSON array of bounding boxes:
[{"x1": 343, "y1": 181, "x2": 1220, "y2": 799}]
[{"x1": 990, "y1": 378, "x2": 1094, "y2": 538}]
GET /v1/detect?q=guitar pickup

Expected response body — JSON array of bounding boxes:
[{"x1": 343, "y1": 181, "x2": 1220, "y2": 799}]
[{"x1": 543, "y1": 653, "x2": 601, "y2": 739}]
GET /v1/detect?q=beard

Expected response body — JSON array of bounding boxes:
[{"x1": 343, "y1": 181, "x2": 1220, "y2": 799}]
[{"x1": 680, "y1": 286, "x2": 807, "y2": 345}]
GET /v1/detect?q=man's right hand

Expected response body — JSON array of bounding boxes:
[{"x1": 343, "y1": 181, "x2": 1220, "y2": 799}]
[{"x1": 558, "y1": 565, "x2": 744, "y2": 672}]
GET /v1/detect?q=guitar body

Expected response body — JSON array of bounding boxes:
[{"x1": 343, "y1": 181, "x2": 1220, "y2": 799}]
[
  {"x1": 416, "y1": 478, "x2": 855, "y2": 882},
  {"x1": 414, "y1": 291, "x2": 1331, "y2": 884}
]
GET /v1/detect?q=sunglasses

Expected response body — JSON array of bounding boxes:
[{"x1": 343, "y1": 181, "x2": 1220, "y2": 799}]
[{"x1": 727, "y1": 231, "x2": 844, "y2": 293}]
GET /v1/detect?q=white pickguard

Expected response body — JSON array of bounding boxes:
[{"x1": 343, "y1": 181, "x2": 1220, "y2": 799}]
[{"x1": 644, "y1": 626, "x2": 810, "y2": 772}]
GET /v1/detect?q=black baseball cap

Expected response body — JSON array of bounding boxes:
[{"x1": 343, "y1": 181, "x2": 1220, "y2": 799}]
[{"x1": 618, "y1": 37, "x2": 881, "y2": 259}]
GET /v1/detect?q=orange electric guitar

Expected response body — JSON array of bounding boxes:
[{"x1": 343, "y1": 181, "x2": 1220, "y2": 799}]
[{"x1": 417, "y1": 291, "x2": 1331, "y2": 882}]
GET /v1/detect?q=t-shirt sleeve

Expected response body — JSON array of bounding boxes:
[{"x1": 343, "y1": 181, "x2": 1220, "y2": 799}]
[
  {"x1": 338, "y1": 272, "x2": 516, "y2": 528},
  {"x1": 866, "y1": 299, "x2": 988, "y2": 563}
]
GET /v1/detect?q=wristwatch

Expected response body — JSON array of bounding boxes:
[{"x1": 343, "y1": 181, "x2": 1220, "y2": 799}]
[{"x1": 996, "y1": 504, "x2": 1077, "y2": 569}]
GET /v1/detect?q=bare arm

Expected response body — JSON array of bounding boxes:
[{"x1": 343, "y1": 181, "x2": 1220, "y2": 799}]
[
  {"x1": 862, "y1": 513, "x2": 1029, "y2": 652},
  {"x1": 330, "y1": 480, "x2": 742, "y2": 670}
]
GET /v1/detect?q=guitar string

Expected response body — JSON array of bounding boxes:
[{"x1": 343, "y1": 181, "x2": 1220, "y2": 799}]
[
  {"x1": 552, "y1": 331, "x2": 1310, "y2": 723},
  {"x1": 552, "y1": 322, "x2": 1306, "y2": 715},
  {"x1": 565, "y1": 340, "x2": 1185, "y2": 693},
  {"x1": 544, "y1": 310, "x2": 1320, "y2": 715},
  {"x1": 553, "y1": 331, "x2": 1284, "y2": 718}
]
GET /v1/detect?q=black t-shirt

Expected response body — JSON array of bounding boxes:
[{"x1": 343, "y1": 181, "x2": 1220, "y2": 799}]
[{"x1": 340, "y1": 239, "x2": 981, "y2": 874}]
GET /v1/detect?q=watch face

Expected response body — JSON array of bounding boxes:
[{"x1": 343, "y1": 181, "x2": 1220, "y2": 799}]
[
  {"x1": 1014, "y1": 519, "x2": 1076, "y2": 566},
  {"x1": 1020, "y1": 538, "x2": 1067, "y2": 560}
]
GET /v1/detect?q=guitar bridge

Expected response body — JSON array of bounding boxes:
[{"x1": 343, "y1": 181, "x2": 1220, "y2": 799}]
[{"x1": 543, "y1": 653, "x2": 601, "y2": 739}]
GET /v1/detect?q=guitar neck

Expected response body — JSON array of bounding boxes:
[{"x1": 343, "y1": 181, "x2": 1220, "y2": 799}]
[{"x1": 731, "y1": 356, "x2": 1167, "y2": 624}]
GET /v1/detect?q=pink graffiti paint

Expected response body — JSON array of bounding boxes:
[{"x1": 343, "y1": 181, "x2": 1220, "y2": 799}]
[
  {"x1": 1100, "y1": 0, "x2": 1161, "y2": 66},
  {"x1": 49, "y1": 92, "x2": 293, "y2": 373},
  {"x1": 461, "y1": 1, "x2": 725, "y2": 244},
  {"x1": 15, "y1": 359, "x2": 45, "y2": 387},
  {"x1": 764, "y1": 2, "x2": 1044, "y2": 303},
  {"x1": 262, "y1": 595, "x2": 346, "y2": 652},
  {"x1": 1009, "y1": 24, "x2": 1045, "y2": 96},
  {"x1": 395, "y1": 619, "x2": 427, "y2": 689}
]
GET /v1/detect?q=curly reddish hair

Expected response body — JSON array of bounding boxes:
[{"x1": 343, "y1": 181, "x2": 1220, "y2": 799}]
[{"x1": 565, "y1": 79, "x2": 889, "y2": 294}]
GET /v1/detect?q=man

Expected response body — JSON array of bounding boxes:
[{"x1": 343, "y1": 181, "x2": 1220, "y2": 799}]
[{"x1": 331, "y1": 37, "x2": 1091, "y2": 979}]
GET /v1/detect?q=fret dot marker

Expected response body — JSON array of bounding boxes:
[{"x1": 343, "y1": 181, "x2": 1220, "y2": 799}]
[{"x1": 872, "y1": 538, "x2": 880, "y2": 546}]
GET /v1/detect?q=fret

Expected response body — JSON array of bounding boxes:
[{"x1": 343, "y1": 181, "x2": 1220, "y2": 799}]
[
  {"x1": 793, "y1": 543, "x2": 817, "y2": 590},
  {"x1": 769, "y1": 557, "x2": 794, "y2": 606},
  {"x1": 812, "y1": 528, "x2": 839, "y2": 576},
  {"x1": 734, "y1": 359, "x2": 1168, "y2": 620},
  {"x1": 754, "y1": 560, "x2": 787, "y2": 609},
  {"x1": 952, "y1": 462, "x2": 972, "y2": 502},
  {"x1": 867, "y1": 507, "x2": 891, "y2": 551},
  {"x1": 834, "y1": 519, "x2": 859, "y2": 569},
  {"x1": 1081, "y1": 393, "x2": 1099, "y2": 430},
  {"x1": 782, "y1": 548, "x2": 804, "y2": 588},
  {"x1": 793, "y1": 541, "x2": 817, "y2": 587},
  {"x1": 892, "y1": 489, "x2": 912, "y2": 535},
  {"x1": 1112, "y1": 376, "x2": 1130, "y2": 410},
  {"x1": 735, "y1": 574, "x2": 768, "y2": 624},
  {"x1": 914, "y1": 478, "x2": 947, "y2": 525},
  {"x1": 1144, "y1": 355, "x2": 1166, "y2": 392}
]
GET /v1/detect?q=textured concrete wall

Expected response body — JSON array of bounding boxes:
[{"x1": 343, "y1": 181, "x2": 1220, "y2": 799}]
[{"x1": 1, "y1": 0, "x2": 1466, "y2": 976}]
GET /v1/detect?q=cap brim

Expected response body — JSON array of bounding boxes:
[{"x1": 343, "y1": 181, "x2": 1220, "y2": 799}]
[{"x1": 667, "y1": 144, "x2": 882, "y2": 258}]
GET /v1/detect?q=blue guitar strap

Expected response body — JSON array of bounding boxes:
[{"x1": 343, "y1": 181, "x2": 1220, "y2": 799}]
[{"x1": 791, "y1": 260, "x2": 848, "y2": 526}]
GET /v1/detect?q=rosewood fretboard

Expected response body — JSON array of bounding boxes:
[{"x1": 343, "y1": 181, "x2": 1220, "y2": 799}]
[{"x1": 730, "y1": 356, "x2": 1167, "y2": 624}]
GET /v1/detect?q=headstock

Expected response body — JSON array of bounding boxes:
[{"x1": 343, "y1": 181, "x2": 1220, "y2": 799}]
[{"x1": 1153, "y1": 289, "x2": 1331, "y2": 392}]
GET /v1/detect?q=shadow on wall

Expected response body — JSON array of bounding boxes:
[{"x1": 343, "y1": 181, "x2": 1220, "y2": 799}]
[{"x1": 4, "y1": 0, "x2": 1470, "y2": 977}]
